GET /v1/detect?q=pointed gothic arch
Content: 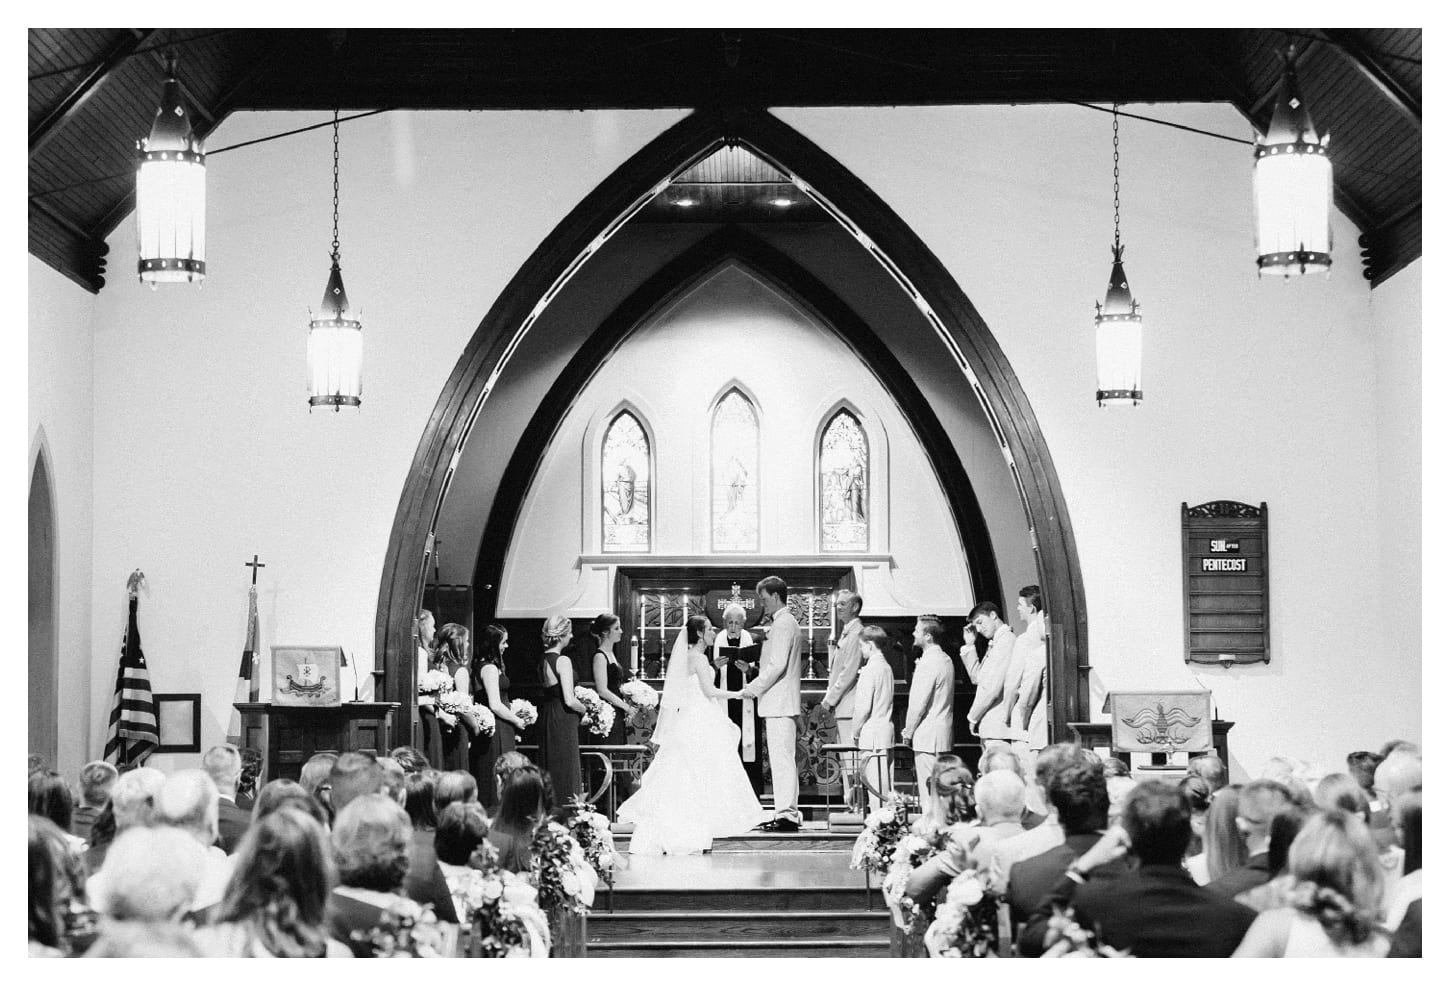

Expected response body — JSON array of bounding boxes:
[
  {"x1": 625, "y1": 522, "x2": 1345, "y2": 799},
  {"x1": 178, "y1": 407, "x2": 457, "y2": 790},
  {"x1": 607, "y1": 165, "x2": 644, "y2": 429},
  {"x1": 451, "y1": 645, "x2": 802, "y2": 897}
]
[
  {"x1": 29, "y1": 439, "x2": 59, "y2": 768},
  {"x1": 377, "y1": 108, "x2": 1088, "y2": 744}
]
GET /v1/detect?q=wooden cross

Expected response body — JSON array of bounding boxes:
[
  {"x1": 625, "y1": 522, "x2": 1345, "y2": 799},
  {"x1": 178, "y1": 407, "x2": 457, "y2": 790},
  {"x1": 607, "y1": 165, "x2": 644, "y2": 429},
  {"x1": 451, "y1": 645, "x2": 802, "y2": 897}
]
[{"x1": 244, "y1": 554, "x2": 266, "y2": 586}]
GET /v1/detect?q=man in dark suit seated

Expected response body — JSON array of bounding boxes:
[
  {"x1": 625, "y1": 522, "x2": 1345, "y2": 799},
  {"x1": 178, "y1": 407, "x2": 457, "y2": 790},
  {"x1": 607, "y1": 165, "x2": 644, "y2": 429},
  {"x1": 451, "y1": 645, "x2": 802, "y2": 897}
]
[
  {"x1": 202, "y1": 744, "x2": 252, "y2": 855},
  {"x1": 1206, "y1": 778, "x2": 1294, "y2": 898},
  {"x1": 72, "y1": 760, "x2": 118, "y2": 844},
  {"x1": 1018, "y1": 780, "x2": 1257, "y2": 958},
  {"x1": 1005, "y1": 760, "x2": 1109, "y2": 927},
  {"x1": 327, "y1": 752, "x2": 458, "y2": 924}
]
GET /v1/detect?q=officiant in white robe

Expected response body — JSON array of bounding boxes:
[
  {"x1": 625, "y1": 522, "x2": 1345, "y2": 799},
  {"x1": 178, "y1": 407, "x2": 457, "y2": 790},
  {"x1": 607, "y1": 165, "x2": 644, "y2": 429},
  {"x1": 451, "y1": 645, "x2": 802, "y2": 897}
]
[{"x1": 713, "y1": 603, "x2": 764, "y2": 796}]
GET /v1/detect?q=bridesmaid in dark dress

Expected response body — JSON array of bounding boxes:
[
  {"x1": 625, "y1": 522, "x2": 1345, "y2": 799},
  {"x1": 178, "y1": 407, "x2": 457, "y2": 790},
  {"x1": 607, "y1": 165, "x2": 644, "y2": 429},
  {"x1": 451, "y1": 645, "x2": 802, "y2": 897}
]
[
  {"x1": 536, "y1": 614, "x2": 585, "y2": 804},
  {"x1": 587, "y1": 613, "x2": 633, "y2": 809},
  {"x1": 415, "y1": 610, "x2": 446, "y2": 769},
  {"x1": 469, "y1": 624, "x2": 528, "y2": 810},
  {"x1": 435, "y1": 623, "x2": 473, "y2": 772}
]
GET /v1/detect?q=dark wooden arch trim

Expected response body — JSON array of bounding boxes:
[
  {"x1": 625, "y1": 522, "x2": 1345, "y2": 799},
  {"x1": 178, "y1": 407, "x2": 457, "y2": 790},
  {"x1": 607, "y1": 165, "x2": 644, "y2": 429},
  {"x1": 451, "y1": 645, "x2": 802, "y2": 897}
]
[
  {"x1": 468, "y1": 225, "x2": 1004, "y2": 625},
  {"x1": 377, "y1": 107, "x2": 1088, "y2": 743}
]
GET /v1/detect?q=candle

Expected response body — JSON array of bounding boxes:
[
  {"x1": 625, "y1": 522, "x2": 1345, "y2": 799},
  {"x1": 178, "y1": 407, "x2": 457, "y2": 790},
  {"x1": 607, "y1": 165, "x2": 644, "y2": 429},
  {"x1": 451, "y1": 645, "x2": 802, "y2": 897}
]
[{"x1": 630, "y1": 633, "x2": 640, "y2": 675}]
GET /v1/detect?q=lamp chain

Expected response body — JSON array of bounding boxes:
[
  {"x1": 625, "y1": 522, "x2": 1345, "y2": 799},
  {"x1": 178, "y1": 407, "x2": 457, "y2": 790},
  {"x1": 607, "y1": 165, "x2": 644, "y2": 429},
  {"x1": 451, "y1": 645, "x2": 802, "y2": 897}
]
[
  {"x1": 1112, "y1": 102, "x2": 1121, "y2": 250},
  {"x1": 331, "y1": 109, "x2": 340, "y2": 263}
]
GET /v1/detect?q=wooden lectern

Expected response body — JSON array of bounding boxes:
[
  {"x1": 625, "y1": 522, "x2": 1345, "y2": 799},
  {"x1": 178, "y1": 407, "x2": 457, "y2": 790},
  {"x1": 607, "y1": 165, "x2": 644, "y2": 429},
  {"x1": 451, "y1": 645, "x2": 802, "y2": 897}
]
[{"x1": 234, "y1": 702, "x2": 399, "y2": 784}]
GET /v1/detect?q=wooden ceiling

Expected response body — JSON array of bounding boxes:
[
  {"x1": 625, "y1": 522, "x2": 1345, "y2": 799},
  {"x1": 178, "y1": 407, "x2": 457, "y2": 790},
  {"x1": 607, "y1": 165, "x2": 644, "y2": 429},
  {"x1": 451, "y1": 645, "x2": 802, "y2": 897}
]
[{"x1": 29, "y1": 28, "x2": 1421, "y2": 293}]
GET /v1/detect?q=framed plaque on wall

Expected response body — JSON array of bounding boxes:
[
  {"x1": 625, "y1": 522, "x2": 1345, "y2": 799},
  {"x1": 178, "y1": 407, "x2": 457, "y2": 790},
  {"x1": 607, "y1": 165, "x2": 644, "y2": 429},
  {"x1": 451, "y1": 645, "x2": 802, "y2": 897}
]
[{"x1": 1182, "y1": 500, "x2": 1269, "y2": 666}]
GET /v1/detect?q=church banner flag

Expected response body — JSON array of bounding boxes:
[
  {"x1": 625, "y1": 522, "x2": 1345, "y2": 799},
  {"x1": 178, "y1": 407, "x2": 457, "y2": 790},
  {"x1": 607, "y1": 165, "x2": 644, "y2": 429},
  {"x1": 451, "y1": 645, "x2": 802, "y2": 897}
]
[
  {"x1": 226, "y1": 585, "x2": 260, "y2": 746},
  {"x1": 103, "y1": 593, "x2": 158, "y2": 766}
]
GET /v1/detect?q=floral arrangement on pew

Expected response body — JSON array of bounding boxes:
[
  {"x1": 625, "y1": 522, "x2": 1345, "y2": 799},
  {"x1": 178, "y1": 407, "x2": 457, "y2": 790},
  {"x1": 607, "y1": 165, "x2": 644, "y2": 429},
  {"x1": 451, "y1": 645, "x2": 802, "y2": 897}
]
[
  {"x1": 562, "y1": 797, "x2": 621, "y2": 875},
  {"x1": 574, "y1": 685, "x2": 616, "y2": 738},
  {"x1": 1039, "y1": 905, "x2": 1132, "y2": 958},
  {"x1": 349, "y1": 900, "x2": 453, "y2": 957},
  {"x1": 850, "y1": 792, "x2": 917, "y2": 873},
  {"x1": 531, "y1": 819, "x2": 599, "y2": 914},
  {"x1": 419, "y1": 668, "x2": 454, "y2": 699},
  {"x1": 619, "y1": 679, "x2": 658, "y2": 723},
  {"x1": 453, "y1": 841, "x2": 552, "y2": 957},
  {"x1": 437, "y1": 690, "x2": 495, "y2": 736},
  {"x1": 881, "y1": 821, "x2": 952, "y2": 935},
  {"x1": 923, "y1": 867, "x2": 1004, "y2": 958},
  {"x1": 509, "y1": 698, "x2": 539, "y2": 728}
]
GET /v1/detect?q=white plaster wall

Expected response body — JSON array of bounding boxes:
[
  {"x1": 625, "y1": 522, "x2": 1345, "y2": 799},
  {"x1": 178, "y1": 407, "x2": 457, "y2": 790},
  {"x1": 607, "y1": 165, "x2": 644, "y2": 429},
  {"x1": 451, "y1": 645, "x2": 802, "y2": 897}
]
[
  {"x1": 496, "y1": 263, "x2": 975, "y2": 615},
  {"x1": 55, "y1": 102, "x2": 1419, "y2": 775},
  {"x1": 28, "y1": 256, "x2": 97, "y2": 777}
]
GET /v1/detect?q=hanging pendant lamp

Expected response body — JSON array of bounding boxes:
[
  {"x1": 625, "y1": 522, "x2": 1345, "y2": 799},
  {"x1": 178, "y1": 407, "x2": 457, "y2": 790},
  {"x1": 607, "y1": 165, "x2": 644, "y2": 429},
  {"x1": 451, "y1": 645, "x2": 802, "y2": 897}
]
[
  {"x1": 135, "y1": 54, "x2": 205, "y2": 285},
  {"x1": 307, "y1": 110, "x2": 362, "y2": 411},
  {"x1": 1253, "y1": 46, "x2": 1332, "y2": 276},
  {"x1": 1093, "y1": 105, "x2": 1144, "y2": 407}
]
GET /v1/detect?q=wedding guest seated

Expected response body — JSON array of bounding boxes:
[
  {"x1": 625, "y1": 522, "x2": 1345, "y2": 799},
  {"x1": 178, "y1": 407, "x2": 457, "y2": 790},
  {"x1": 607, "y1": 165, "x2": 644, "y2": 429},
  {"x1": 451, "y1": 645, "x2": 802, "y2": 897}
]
[
  {"x1": 1232, "y1": 811, "x2": 1389, "y2": 957},
  {"x1": 979, "y1": 747, "x2": 1045, "y2": 828},
  {"x1": 1179, "y1": 775, "x2": 1213, "y2": 864},
  {"x1": 1234, "y1": 807, "x2": 1308, "y2": 912},
  {"x1": 29, "y1": 770, "x2": 83, "y2": 855},
  {"x1": 435, "y1": 802, "x2": 492, "y2": 921},
  {"x1": 1005, "y1": 761, "x2": 1109, "y2": 926},
  {"x1": 1020, "y1": 781, "x2": 1257, "y2": 958},
  {"x1": 401, "y1": 772, "x2": 458, "y2": 924},
  {"x1": 236, "y1": 748, "x2": 263, "y2": 810},
  {"x1": 327, "y1": 794, "x2": 426, "y2": 956},
  {"x1": 252, "y1": 779, "x2": 331, "y2": 828},
  {"x1": 1383, "y1": 789, "x2": 1420, "y2": 931},
  {"x1": 72, "y1": 761, "x2": 118, "y2": 844},
  {"x1": 1349, "y1": 749, "x2": 1392, "y2": 849},
  {"x1": 1186, "y1": 753, "x2": 1227, "y2": 793},
  {"x1": 1101, "y1": 757, "x2": 1130, "y2": 778},
  {"x1": 203, "y1": 744, "x2": 251, "y2": 854},
  {"x1": 390, "y1": 746, "x2": 430, "y2": 774},
  {"x1": 492, "y1": 751, "x2": 534, "y2": 807},
  {"x1": 1207, "y1": 778, "x2": 1295, "y2": 898},
  {"x1": 300, "y1": 752, "x2": 339, "y2": 818},
  {"x1": 329, "y1": 753, "x2": 384, "y2": 815},
  {"x1": 405, "y1": 772, "x2": 439, "y2": 834},
  {"x1": 84, "y1": 766, "x2": 165, "y2": 875},
  {"x1": 917, "y1": 756, "x2": 970, "y2": 830},
  {"x1": 434, "y1": 770, "x2": 479, "y2": 815},
  {"x1": 89, "y1": 825, "x2": 206, "y2": 924},
  {"x1": 1373, "y1": 750, "x2": 1421, "y2": 816},
  {"x1": 29, "y1": 816, "x2": 91, "y2": 957},
  {"x1": 1259, "y1": 757, "x2": 1316, "y2": 808},
  {"x1": 1105, "y1": 775, "x2": 1137, "y2": 826},
  {"x1": 977, "y1": 743, "x2": 1092, "y2": 893},
  {"x1": 199, "y1": 807, "x2": 351, "y2": 956},
  {"x1": 1314, "y1": 773, "x2": 1371, "y2": 821},
  {"x1": 377, "y1": 757, "x2": 408, "y2": 805},
  {"x1": 149, "y1": 770, "x2": 236, "y2": 914},
  {"x1": 905, "y1": 769, "x2": 1026, "y2": 905},
  {"x1": 1191, "y1": 783, "x2": 1248, "y2": 886},
  {"x1": 489, "y1": 766, "x2": 547, "y2": 873}
]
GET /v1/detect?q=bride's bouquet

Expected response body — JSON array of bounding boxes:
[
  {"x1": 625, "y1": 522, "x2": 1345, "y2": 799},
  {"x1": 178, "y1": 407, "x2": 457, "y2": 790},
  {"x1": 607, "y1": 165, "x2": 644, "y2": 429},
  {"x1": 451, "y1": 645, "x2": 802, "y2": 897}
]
[
  {"x1": 619, "y1": 679, "x2": 658, "y2": 722},
  {"x1": 509, "y1": 698, "x2": 538, "y2": 728},
  {"x1": 574, "y1": 686, "x2": 616, "y2": 737},
  {"x1": 437, "y1": 691, "x2": 495, "y2": 736},
  {"x1": 531, "y1": 820, "x2": 598, "y2": 914},
  {"x1": 418, "y1": 668, "x2": 453, "y2": 698},
  {"x1": 850, "y1": 792, "x2": 915, "y2": 874}
]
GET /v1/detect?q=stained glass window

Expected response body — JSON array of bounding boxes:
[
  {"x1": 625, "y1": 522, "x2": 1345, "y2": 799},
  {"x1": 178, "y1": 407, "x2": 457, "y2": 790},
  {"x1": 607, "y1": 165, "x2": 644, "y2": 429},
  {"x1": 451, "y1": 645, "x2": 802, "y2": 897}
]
[
  {"x1": 819, "y1": 408, "x2": 869, "y2": 552},
  {"x1": 602, "y1": 410, "x2": 651, "y2": 553},
  {"x1": 710, "y1": 389, "x2": 760, "y2": 552}
]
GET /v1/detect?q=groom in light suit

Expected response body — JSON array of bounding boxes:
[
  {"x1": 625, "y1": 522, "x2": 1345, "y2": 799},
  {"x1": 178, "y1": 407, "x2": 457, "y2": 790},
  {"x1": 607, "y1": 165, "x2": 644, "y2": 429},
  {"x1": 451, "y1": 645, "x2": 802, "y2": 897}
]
[{"x1": 742, "y1": 575, "x2": 803, "y2": 832}]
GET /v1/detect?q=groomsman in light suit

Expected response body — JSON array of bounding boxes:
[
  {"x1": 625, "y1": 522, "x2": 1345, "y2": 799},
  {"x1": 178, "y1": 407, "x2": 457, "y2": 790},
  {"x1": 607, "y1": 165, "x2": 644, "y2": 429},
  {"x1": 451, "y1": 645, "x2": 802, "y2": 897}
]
[
  {"x1": 820, "y1": 591, "x2": 864, "y2": 809},
  {"x1": 902, "y1": 615, "x2": 955, "y2": 807},
  {"x1": 743, "y1": 575, "x2": 804, "y2": 832}
]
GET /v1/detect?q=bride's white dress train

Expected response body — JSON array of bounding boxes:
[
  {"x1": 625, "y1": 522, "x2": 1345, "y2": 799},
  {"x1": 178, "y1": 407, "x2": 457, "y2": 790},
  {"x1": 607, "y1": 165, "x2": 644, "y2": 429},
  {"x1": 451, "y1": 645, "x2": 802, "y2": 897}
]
[{"x1": 617, "y1": 648, "x2": 764, "y2": 854}]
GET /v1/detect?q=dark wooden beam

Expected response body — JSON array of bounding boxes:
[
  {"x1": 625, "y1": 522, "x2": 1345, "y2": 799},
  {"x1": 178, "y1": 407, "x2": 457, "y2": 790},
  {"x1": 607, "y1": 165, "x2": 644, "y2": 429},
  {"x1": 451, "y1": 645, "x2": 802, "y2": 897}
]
[
  {"x1": 29, "y1": 29, "x2": 154, "y2": 157},
  {"x1": 1319, "y1": 29, "x2": 1420, "y2": 127}
]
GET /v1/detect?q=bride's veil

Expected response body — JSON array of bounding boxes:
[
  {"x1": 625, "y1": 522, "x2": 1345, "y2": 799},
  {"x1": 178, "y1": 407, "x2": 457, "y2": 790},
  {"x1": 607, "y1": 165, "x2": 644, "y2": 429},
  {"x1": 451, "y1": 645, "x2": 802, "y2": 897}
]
[{"x1": 652, "y1": 624, "x2": 694, "y2": 749}]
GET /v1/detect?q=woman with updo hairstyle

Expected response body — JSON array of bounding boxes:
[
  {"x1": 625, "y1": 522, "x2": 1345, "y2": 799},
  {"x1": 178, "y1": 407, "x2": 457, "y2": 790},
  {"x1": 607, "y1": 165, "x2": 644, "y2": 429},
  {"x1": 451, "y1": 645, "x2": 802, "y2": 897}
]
[
  {"x1": 919, "y1": 755, "x2": 971, "y2": 829},
  {"x1": 537, "y1": 614, "x2": 585, "y2": 803},
  {"x1": 1233, "y1": 810, "x2": 1389, "y2": 957},
  {"x1": 1314, "y1": 772, "x2": 1372, "y2": 821},
  {"x1": 202, "y1": 807, "x2": 350, "y2": 957},
  {"x1": 326, "y1": 794, "x2": 416, "y2": 955},
  {"x1": 469, "y1": 623, "x2": 525, "y2": 810},
  {"x1": 433, "y1": 623, "x2": 475, "y2": 773}
]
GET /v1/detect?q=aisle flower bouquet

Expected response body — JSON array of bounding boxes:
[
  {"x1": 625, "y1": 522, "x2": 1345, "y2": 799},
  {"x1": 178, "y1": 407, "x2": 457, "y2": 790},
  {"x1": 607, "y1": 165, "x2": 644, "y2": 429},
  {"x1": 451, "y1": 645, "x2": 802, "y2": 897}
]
[
  {"x1": 509, "y1": 698, "x2": 538, "y2": 728},
  {"x1": 923, "y1": 868, "x2": 1002, "y2": 958},
  {"x1": 453, "y1": 842, "x2": 551, "y2": 957},
  {"x1": 349, "y1": 899, "x2": 453, "y2": 957},
  {"x1": 850, "y1": 793, "x2": 916, "y2": 873},
  {"x1": 531, "y1": 820, "x2": 598, "y2": 914},
  {"x1": 574, "y1": 686, "x2": 616, "y2": 737},
  {"x1": 418, "y1": 669, "x2": 453, "y2": 698},
  {"x1": 436, "y1": 691, "x2": 495, "y2": 736},
  {"x1": 881, "y1": 821, "x2": 951, "y2": 934},
  {"x1": 562, "y1": 797, "x2": 620, "y2": 874},
  {"x1": 619, "y1": 679, "x2": 658, "y2": 723}
]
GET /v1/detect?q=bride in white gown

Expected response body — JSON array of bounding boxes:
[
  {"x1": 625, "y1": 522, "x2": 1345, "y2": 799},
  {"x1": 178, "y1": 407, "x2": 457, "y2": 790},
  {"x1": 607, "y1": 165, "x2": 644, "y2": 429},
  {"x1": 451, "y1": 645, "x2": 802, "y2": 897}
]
[{"x1": 618, "y1": 615, "x2": 765, "y2": 854}]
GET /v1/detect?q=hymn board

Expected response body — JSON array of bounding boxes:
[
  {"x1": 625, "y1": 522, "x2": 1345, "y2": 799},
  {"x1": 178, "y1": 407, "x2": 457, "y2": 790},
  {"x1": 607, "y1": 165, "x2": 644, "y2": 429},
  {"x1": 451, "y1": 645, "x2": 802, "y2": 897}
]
[{"x1": 1181, "y1": 500, "x2": 1270, "y2": 666}]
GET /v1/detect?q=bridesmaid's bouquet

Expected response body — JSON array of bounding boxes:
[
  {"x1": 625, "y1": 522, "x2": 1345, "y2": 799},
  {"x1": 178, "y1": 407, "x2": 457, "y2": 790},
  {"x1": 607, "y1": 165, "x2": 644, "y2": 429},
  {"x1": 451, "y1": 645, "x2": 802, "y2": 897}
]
[
  {"x1": 509, "y1": 698, "x2": 538, "y2": 728},
  {"x1": 619, "y1": 679, "x2": 658, "y2": 722},
  {"x1": 531, "y1": 820, "x2": 598, "y2": 913},
  {"x1": 437, "y1": 691, "x2": 495, "y2": 736},
  {"x1": 418, "y1": 669, "x2": 453, "y2": 697},
  {"x1": 573, "y1": 686, "x2": 616, "y2": 738}
]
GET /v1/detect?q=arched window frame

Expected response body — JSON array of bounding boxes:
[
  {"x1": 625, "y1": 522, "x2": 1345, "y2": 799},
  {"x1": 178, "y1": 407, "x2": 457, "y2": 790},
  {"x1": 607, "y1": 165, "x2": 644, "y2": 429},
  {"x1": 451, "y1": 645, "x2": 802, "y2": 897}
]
[
  {"x1": 816, "y1": 404, "x2": 871, "y2": 553},
  {"x1": 709, "y1": 385, "x2": 761, "y2": 553},
  {"x1": 599, "y1": 405, "x2": 655, "y2": 554}
]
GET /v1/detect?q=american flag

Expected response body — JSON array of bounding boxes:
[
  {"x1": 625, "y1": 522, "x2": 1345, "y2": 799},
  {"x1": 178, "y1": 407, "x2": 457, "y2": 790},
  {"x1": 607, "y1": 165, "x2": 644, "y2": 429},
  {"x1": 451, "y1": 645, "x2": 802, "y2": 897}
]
[
  {"x1": 225, "y1": 585, "x2": 260, "y2": 746},
  {"x1": 103, "y1": 595, "x2": 158, "y2": 766}
]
